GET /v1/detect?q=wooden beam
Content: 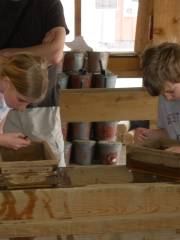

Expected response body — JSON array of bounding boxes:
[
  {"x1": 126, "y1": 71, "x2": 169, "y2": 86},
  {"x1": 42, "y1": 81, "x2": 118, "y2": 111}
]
[
  {"x1": 60, "y1": 88, "x2": 158, "y2": 122},
  {"x1": 108, "y1": 55, "x2": 142, "y2": 77},
  {"x1": 153, "y1": 0, "x2": 180, "y2": 44},
  {"x1": 1, "y1": 183, "x2": 180, "y2": 237},
  {"x1": 58, "y1": 165, "x2": 133, "y2": 187},
  {"x1": 1, "y1": 214, "x2": 180, "y2": 237},
  {"x1": 127, "y1": 139, "x2": 180, "y2": 180},
  {"x1": 135, "y1": 0, "x2": 153, "y2": 55},
  {"x1": 75, "y1": 0, "x2": 81, "y2": 36}
]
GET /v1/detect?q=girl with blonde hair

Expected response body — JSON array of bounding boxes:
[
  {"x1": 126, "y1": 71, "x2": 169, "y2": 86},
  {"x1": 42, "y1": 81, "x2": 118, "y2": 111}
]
[{"x1": 0, "y1": 53, "x2": 48, "y2": 150}]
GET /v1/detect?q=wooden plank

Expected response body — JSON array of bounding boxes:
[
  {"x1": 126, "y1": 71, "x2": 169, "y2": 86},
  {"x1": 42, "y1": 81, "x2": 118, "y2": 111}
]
[
  {"x1": 128, "y1": 160, "x2": 180, "y2": 181},
  {"x1": 1, "y1": 214, "x2": 180, "y2": 237},
  {"x1": 60, "y1": 88, "x2": 158, "y2": 122},
  {"x1": 127, "y1": 139, "x2": 180, "y2": 180},
  {"x1": 135, "y1": 0, "x2": 153, "y2": 55},
  {"x1": 3, "y1": 172, "x2": 57, "y2": 189},
  {"x1": 0, "y1": 160, "x2": 57, "y2": 171},
  {"x1": 153, "y1": 0, "x2": 180, "y2": 44},
  {"x1": 1, "y1": 166, "x2": 54, "y2": 175},
  {"x1": 132, "y1": 171, "x2": 173, "y2": 183},
  {"x1": 1, "y1": 183, "x2": 180, "y2": 237},
  {"x1": 0, "y1": 141, "x2": 58, "y2": 189},
  {"x1": 75, "y1": 0, "x2": 81, "y2": 36},
  {"x1": 108, "y1": 55, "x2": 142, "y2": 77},
  {"x1": 0, "y1": 183, "x2": 180, "y2": 221},
  {"x1": 67, "y1": 230, "x2": 178, "y2": 240},
  {"x1": 127, "y1": 139, "x2": 180, "y2": 168},
  {"x1": 57, "y1": 165, "x2": 133, "y2": 187},
  {"x1": 0, "y1": 141, "x2": 57, "y2": 162}
]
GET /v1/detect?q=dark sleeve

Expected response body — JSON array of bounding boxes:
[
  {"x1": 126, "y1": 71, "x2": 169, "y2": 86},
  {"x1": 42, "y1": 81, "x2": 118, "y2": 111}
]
[{"x1": 45, "y1": 0, "x2": 69, "y2": 34}]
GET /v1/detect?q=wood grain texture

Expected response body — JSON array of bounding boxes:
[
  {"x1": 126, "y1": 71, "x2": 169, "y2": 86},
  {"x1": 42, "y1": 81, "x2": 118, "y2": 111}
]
[
  {"x1": 153, "y1": 0, "x2": 180, "y2": 44},
  {"x1": 108, "y1": 55, "x2": 142, "y2": 77},
  {"x1": 57, "y1": 165, "x2": 133, "y2": 187},
  {"x1": 0, "y1": 142, "x2": 58, "y2": 189},
  {"x1": 60, "y1": 88, "x2": 158, "y2": 122},
  {"x1": 135, "y1": 0, "x2": 153, "y2": 54},
  {"x1": 127, "y1": 139, "x2": 180, "y2": 180},
  {"x1": 1, "y1": 183, "x2": 180, "y2": 237}
]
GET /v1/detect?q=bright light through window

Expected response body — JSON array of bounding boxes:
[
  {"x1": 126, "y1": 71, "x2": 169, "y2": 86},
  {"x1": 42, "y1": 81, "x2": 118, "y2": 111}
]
[
  {"x1": 115, "y1": 78, "x2": 142, "y2": 88},
  {"x1": 61, "y1": 0, "x2": 75, "y2": 42},
  {"x1": 81, "y1": 0, "x2": 139, "y2": 52}
]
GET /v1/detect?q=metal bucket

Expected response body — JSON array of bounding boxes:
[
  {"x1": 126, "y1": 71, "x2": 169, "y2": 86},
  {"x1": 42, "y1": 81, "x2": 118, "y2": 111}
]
[
  {"x1": 92, "y1": 73, "x2": 117, "y2": 88},
  {"x1": 95, "y1": 121, "x2": 118, "y2": 141},
  {"x1": 57, "y1": 72, "x2": 69, "y2": 89},
  {"x1": 69, "y1": 72, "x2": 92, "y2": 88},
  {"x1": 64, "y1": 141, "x2": 72, "y2": 165},
  {"x1": 73, "y1": 140, "x2": 96, "y2": 165},
  {"x1": 96, "y1": 141, "x2": 122, "y2": 165},
  {"x1": 71, "y1": 122, "x2": 92, "y2": 140},
  {"x1": 87, "y1": 52, "x2": 109, "y2": 73},
  {"x1": 63, "y1": 51, "x2": 85, "y2": 73}
]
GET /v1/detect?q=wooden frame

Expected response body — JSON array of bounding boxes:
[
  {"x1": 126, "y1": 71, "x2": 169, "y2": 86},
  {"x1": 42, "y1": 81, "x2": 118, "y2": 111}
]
[
  {"x1": 0, "y1": 165, "x2": 180, "y2": 238},
  {"x1": 0, "y1": 141, "x2": 58, "y2": 189},
  {"x1": 60, "y1": 88, "x2": 157, "y2": 122},
  {"x1": 127, "y1": 138, "x2": 180, "y2": 180}
]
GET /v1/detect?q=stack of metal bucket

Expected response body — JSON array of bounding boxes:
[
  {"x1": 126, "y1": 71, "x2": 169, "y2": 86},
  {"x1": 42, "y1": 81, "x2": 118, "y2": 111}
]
[{"x1": 59, "y1": 51, "x2": 121, "y2": 165}]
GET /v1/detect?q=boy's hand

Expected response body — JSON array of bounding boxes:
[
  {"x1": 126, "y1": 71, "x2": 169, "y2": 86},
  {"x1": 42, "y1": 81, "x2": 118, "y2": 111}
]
[
  {"x1": 134, "y1": 128, "x2": 153, "y2": 143},
  {"x1": 0, "y1": 133, "x2": 31, "y2": 150},
  {"x1": 165, "y1": 146, "x2": 180, "y2": 153}
]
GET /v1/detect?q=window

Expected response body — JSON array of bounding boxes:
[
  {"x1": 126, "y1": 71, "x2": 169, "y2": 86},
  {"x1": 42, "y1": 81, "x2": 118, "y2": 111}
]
[
  {"x1": 61, "y1": 0, "x2": 75, "y2": 42},
  {"x1": 61, "y1": 0, "x2": 139, "y2": 53},
  {"x1": 123, "y1": 0, "x2": 138, "y2": 17},
  {"x1": 115, "y1": 78, "x2": 142, "y2": 88},
  {"x1": 96, "y1": 0, "x2": 118, "y2": 9},
  {"x1": 81, "y1": 0, "x2": 139, "y2": 52}
]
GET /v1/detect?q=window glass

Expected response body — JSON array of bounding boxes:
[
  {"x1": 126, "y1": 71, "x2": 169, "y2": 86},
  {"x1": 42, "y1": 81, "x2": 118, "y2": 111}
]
[
  {"x1": 81, "y1": 0, "x2": 138, "y2": 52},
  {"x1": 115, "y1": 78, "x2": 142, "y2": 88},
  {"x1": 61, "y1": 0, "x2": 75, "y2": 42}
]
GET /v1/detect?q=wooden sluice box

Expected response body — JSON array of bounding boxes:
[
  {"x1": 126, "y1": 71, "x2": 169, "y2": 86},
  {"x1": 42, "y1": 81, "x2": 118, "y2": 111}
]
[
  {"x1": 0, "y1": 141, "x2": 58, "y2": 189},
  {"x1": 1, "y1": 141, "x2": 180, "y2": 237},
  {"x1": 127, "y1": 138, "x2": 180, "y2": 180},
  {"x1": 0, "y1": 165, "x2": 180, "y2": 237}
]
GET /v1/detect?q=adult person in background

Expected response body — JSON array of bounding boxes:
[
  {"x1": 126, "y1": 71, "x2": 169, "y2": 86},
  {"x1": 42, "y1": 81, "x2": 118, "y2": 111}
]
[{"x1": 0, "y1": 0, "x2": 69, "y2": 166}]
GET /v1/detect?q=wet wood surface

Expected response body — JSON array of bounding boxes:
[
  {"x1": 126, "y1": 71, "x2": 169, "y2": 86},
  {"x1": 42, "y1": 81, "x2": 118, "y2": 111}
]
[
  {"x1": 0, "y1": 182, "x2": 180, "y2": 237},
  {"x1": 127, "y1": 139, "x2": 180, "y2": 180}
]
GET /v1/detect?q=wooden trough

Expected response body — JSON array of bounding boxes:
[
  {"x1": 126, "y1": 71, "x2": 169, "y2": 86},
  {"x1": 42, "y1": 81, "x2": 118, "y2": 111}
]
[
  {"x1": 127, "y1": 138, "x2": 180, "y2": 180},
  {"x1": 0, "y1": 165, "x2": 180, "y2": 238},
  {"x1": 1, "y1": 141, "x2": 180, "y2": 238},
  {"x1": 0, "y1": 141, "x2": 58, "y2": 189}
]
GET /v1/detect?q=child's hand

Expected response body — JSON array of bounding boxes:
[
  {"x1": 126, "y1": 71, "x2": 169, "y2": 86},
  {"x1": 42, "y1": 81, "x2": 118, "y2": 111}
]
[
  {"x1": 1, "y1": 133, "x2": 31, "y2": 150},
  {"x1": 134, "y1": 128, "x2": 153, "y2": 143},
  {"x1": 165, "y1": 146, "x2": 180, "y2": 153}
]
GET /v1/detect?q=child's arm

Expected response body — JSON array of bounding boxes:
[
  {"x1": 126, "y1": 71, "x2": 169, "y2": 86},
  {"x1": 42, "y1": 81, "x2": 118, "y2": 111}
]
[
  {"x1": 165, "y1": 146, "x2": 180, "y2": 153},
  {"x1": 0, "y1": 133, "x2": 31, "y2": 150},
  {"x1": 134, "y1": 128, "x2": 168, "y2": 143}
]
